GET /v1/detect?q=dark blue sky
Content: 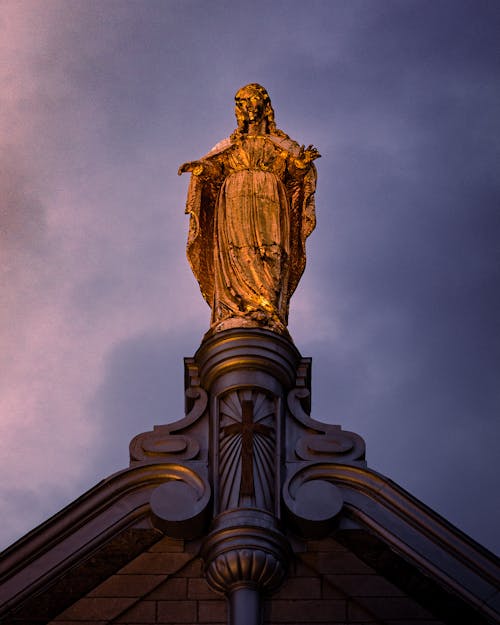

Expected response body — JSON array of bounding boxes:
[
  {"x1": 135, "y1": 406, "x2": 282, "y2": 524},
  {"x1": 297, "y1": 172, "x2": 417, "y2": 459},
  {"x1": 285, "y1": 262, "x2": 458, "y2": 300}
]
[{"x1": 1, "y1": 0, "x2": 499, "y2": 554}]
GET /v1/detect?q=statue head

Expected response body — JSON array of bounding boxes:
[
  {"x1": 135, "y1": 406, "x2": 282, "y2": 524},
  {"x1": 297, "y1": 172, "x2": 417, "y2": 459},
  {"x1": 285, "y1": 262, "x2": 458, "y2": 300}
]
[{"x1": 234, "y1": 83, "x2": 277, "y2": 134}]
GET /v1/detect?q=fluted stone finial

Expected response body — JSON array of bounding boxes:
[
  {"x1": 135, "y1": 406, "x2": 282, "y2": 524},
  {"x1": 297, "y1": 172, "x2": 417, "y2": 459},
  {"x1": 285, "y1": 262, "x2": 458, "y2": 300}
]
[{"x1": 202, "y1": 510, "x2": 289, "y2": 595}]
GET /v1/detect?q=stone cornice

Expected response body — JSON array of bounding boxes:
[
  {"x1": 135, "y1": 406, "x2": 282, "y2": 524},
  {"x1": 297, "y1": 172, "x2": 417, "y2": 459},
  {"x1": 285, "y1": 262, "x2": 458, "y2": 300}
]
[
  {"x1": 0, "y1": 462, "x2": 207, "y2": 617},
  {"x1": 283, "y1": 462, "x2": 500, "y2": 620}
]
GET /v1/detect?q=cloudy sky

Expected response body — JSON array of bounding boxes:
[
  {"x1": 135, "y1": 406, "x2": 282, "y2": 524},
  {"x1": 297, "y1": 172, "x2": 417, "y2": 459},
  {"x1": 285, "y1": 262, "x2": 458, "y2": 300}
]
[{"x1": 1, "y1": 0, "x2": 499, "y2": 555}]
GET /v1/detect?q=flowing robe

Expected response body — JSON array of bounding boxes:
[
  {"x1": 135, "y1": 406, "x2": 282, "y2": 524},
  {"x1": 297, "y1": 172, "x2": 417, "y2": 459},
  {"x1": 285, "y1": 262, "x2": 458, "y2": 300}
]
[{"x1": 184, "y1": 132, "x2": 317, "y2": 334}]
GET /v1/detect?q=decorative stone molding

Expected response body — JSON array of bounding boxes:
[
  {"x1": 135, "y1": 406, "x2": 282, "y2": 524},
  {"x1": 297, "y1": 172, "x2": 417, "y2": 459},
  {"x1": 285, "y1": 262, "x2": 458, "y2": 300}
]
[
  {"x1": 127, "y1": 329, "x2": 367, "y2": 623},
  {"x1": 130, "y1": 429, "x2": 201, "y2": 462},
  {"x1": 129, "y1": 366, "x2": 208, "y2": 464},
  {"x1": 194, "y1": 328, "x2": 302, "y2": 392},
  {"x1": 126, "y1": 331, "x2": 367, "y2": 571},
  {"x1": 283, "y1": 473, "x2": 343, "y2": 536},
  {"x1": 149, "y1": 470, "x2": 211, "y2": 539},
  {"x1": 286, "y1": 363, "x2": 366, "y2": 467}
]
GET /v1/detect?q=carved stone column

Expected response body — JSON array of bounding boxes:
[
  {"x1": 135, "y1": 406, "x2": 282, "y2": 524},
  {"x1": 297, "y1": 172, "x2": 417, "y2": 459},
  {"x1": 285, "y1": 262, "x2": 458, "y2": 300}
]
[
  {"x1": 194, "y1": 328, "x2": 300, "y2": 517},
  {"x1": 193, "y1": 329, "x2": 296, "y2": 624}
]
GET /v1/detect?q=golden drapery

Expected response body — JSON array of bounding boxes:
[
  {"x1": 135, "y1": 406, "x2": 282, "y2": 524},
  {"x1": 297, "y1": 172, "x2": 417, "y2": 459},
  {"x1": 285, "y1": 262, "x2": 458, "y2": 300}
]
[{"x1": 184, "y1": 132, "x2": 317, "y2": 335}]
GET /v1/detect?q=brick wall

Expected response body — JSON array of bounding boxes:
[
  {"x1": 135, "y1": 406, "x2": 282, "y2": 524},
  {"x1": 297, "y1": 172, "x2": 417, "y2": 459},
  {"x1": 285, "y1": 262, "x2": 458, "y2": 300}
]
[
  {"x1": 49, "y1": 536, "x2": 226, "y2": 625},
  {"x1": 49, "y1": 535, "x2": 445, "y2": 624},
  {"x1": 275, "y1": 537, "x2": 446, "y2": 624}
]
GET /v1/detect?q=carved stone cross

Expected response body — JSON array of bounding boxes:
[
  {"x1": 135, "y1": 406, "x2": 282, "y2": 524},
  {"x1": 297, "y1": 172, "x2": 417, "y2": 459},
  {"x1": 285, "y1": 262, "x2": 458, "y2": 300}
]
[{"x1": 223, "y1": 400, "x2": 272, "y2": 498}]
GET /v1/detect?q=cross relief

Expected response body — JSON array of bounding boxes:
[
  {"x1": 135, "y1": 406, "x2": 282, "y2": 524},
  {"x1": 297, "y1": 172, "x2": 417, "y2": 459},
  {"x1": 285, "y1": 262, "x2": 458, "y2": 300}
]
[
  {"x1": 222, "y1": 400, "x2": 272, "y2": 497},
  {"x1": 220, "y1": 395, "x2": 275, "y2": 509}
]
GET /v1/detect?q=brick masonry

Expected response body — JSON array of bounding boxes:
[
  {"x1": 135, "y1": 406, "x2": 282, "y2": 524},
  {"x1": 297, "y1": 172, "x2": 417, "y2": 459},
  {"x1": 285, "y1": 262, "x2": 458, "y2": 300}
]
[{"x1": 48, "y1": 535, "x2": 446, "y2": 624}]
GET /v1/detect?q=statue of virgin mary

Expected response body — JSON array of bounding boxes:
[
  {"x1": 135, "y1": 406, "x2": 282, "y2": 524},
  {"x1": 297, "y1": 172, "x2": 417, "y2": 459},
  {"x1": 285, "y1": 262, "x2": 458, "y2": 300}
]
[{"x1": 178, "y1": 83, "x2": 320, "y2": 336}]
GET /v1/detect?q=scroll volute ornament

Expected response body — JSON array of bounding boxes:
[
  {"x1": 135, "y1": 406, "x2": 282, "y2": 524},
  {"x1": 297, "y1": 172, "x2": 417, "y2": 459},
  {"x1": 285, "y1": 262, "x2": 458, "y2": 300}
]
[{"x1": 179, "y1": 83, "x2": 320, "y2": 336}]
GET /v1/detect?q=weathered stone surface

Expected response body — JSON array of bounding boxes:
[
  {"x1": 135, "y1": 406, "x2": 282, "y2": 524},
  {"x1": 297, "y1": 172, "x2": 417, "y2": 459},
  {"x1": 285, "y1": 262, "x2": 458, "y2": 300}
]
[
  {"x1": 157, "y1": 600, "x2": 197, "y2": 622},
  {"x1": 198, "y1": 600, "x2": 228, "y2": 623},
  {"x1": 117, "y1": 551, "x2": 192, "y2": 575},
  {"x1": 114, "y1": 600, "x2": 156, "y2": 623},
  {"x1": 188, "y1": 578, "x2": 223, "y2": 600},
  {"x1": 88, "y1": 573, "x2": 165, "y2": 598},
  {"x1": 273, "y1": 576, "x2": 321, "y2": 600},
  {"x1": 323, "y1": 574, "x2": 406, "y2": 598},
  {"x1": 264, "y1": 599, "x2": 346, "y2": 622},
  {"x1": 53, "y1": 597, "x2": 137, "y2": 620},
  {"x1": 3, "y1": 522, "x2": 490, "y2": 625},
  {"x1": 148, "y1": 577, "x2": 187, "y2": 600}
]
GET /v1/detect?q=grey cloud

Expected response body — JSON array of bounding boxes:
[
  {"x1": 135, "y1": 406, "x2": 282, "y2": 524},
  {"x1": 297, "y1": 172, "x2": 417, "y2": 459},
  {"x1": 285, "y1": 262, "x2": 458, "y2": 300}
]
[
  {"x1": 88, "y1": 330, "x2": 191, "y2": 474},
  {"x1": 0, "y1": 151, "x2": 48, "y2": 255}
]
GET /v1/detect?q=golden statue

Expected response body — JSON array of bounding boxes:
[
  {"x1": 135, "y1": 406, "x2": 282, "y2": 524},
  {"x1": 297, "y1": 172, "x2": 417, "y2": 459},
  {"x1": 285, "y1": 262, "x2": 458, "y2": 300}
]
[{"x1": 179, "y1": 83, "x2": 320, "y2": 335}]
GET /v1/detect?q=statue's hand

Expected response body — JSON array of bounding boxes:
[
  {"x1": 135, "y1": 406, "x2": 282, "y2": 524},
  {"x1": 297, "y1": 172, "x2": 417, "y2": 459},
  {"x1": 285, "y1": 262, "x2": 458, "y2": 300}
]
[
  {"x1": 178, "y1": 161, "x2": 203, "y2": 176},
  {"x1": 299, "y1": 144, "x2": 321, "y2": 163}
]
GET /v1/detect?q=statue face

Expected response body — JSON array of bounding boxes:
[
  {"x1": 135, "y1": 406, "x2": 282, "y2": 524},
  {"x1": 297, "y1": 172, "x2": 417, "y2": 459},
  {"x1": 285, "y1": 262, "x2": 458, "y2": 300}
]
[{"x1": 235, "y1": 90, "x2": 266, "y2": 125}]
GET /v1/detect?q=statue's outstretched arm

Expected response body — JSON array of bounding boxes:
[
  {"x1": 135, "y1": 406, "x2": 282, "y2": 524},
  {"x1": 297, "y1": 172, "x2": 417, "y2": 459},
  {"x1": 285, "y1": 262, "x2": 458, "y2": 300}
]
[
  {"x1": 178, "y1": 161, "x2": 203, "y2": 176},
  {"x1": 178, "y1": 158, "x2": 224, "y2": 179}
]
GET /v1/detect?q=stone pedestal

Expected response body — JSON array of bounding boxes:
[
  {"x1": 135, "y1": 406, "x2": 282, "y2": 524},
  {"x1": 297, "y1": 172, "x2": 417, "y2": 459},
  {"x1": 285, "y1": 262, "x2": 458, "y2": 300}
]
[{"x1": 130, "y1": 329, "x2": 366, "y2": 625}]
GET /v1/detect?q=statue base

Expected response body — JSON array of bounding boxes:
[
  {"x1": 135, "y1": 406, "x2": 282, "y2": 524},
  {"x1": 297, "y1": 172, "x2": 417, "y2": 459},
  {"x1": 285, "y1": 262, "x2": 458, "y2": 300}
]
[
  {"x1": 204, "y1": 315, "x2": 290, "y2": 342},
  {"x1": 130, "y1": 327, "x2": 366, "y2": 625}
]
